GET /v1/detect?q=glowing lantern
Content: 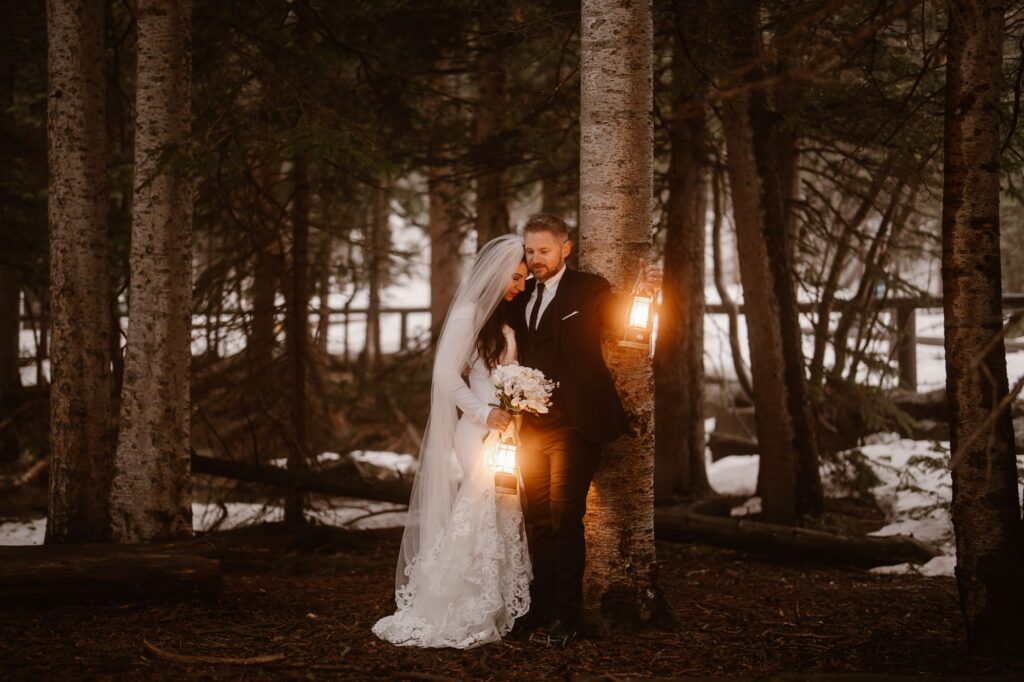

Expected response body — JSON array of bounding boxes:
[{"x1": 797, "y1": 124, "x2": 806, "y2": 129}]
[
  {"x1": 494, "y1": 439, "x2": 518, "y2": 495},
  {"x1": 618, "y1": 285, "x2": 654, "y2": 351}
]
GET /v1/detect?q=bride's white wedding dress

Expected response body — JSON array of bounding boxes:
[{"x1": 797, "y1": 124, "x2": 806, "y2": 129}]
[{"x1": 373, "y1": 323, "x2": 531, "y2": 648}]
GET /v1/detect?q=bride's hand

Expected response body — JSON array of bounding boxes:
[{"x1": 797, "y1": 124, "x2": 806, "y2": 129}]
[{"x1": 486, "y1": 408, "x2": 512, "y2": 431}]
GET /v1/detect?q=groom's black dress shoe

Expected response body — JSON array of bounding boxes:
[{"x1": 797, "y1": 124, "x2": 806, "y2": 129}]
[
  {"x1": 509, "y1": 609, "x2": 548, "y2": 640},
  {"x1": 530, "y1": 616, "x2": 580, "y2": 648}
]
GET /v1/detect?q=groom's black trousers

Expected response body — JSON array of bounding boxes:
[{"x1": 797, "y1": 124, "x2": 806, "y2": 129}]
[{"x1": 519, "y1": 404, "x2": 599, "y2": 622}]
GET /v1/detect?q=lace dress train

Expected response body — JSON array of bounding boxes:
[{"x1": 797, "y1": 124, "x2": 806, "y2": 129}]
[{"x1": 373, "y1": 328, "x2": 531, "y2": 648}]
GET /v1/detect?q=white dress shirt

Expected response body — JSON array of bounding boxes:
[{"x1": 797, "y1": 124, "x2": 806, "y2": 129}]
[{"x1": 525, "y1": 264, "x2": 567, "y2": 330}]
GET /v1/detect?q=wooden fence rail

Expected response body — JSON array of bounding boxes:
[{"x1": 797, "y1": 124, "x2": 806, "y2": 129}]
[{"x1": 18, "y1": 295, "x2": 1024, "y2": 392}]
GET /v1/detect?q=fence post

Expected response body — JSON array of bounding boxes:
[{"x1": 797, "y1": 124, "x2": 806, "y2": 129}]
[{"x1": 894, "y1": 303, "x2": 917, "y2": 391}]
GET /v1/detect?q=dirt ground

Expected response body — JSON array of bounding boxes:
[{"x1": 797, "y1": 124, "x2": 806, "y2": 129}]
[{"x1": 2, "y1": 522, "x2": 1022, "y2": 681}]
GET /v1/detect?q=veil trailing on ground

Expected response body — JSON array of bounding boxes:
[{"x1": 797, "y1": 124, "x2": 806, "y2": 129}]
[{"x1": 394, "y1": 233, "x2": 526, "y2": 596}]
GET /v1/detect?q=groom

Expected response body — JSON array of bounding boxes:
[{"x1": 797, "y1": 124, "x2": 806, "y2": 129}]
[{"x1": 510, "y1": 213, "x2": 662, "y2": 644}]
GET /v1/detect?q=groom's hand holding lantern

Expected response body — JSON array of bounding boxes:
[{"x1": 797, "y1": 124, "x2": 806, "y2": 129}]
[{"x1": 619, "y1": 258, "x2": 663, "y2": 350}]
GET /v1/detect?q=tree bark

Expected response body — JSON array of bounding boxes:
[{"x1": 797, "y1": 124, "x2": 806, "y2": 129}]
[
  {"x1": 429, "y1": 170, "x2": 463, "y2": 343},
  {"x1": 580, "y1": 0, "x2": 667, "y2": 629},
  {"x1": 315, "y1": 226, "x2": 332, "y2": 357},
  {"x1": 428, "y1": 66, "x2": 464, "y2": 342},
  {"x1": 474, "y1": 25, "x2": 510, "y2": 246},
  {"x1": 654, "y1": 0, "x2": 711, "y2": 502},
  {"x1": 365, "y1": 184, "x2": 388, "y2": 372},
  {"x1": 45, "y1": 0, "x2": 116, "y2": 543},
  {"x1": 0, "y1": 267, "x2": 20, "y2": 391},
  {"x1": 738, "y1": 0, "x2": 822, "y2": 517},
  {"x1": 110, "y1": 0, "x2": 193, "y2": 543},
  {"x1": 720, "y1": 83, "x2": 799, "y2": 524},
  {"x1": 941, "y1": 0, "x2": 1023, "y2": 653},
  {"x1": 284, "y1": 152, "x2": 310, "y2": 526},
  {"x1": 712, "y1": 168, "x2": 753, "y2": 400}
]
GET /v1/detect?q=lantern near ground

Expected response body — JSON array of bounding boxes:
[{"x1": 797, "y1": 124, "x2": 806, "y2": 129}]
[
  {"x1": 494, "y1": 439, "x2": 518, "y2": 494},
  {"x1": 618, "y1": 275, "x2": 655, "y2": 350}
]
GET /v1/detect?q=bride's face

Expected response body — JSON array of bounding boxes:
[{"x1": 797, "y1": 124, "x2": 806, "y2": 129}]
[{"x1": 503, "y1": 262, "x2": 529, "y2": 301}]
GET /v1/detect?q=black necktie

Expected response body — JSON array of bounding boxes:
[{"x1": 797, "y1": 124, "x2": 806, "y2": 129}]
[{"x1": 529, "y1": 282, "x2": 546, "y2": 333}]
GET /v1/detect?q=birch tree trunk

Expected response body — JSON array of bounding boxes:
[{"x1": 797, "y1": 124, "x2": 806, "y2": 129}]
[
  {"x1": 45, "y1": 0, "x2": 116, "y2": 543},
  {"x1": 580, "y1": 0, "x2": 667, "y2": 629},
  {"x1": 110, "y1": 0, "x2": 193, "y2": 542},
  {"x1": 941, "y1": 0, "x2": 1023, "y2": 652},
  {"x1": 654, "y1": 0, "x2": 711, "y2": 501}
]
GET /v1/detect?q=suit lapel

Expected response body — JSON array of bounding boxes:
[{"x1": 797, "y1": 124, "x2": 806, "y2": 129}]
[{"x1": 549, "y1": 267, "x2": 573, "y2": 354}]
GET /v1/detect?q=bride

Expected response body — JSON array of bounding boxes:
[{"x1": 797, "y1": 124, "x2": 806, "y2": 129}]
[{"x1": 373, "y1": 233, "x2": 532, "y2": 648}]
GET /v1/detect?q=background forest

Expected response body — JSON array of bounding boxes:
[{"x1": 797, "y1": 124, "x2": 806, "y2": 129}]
[{"x1": 1, "y1": 0, "x2": 1023, "y2": 677}]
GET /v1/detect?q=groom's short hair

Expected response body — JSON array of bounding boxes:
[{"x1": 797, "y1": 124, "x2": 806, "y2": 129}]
[{"x1": 524, "y1": 213, "x2": 569, "y2": 241}]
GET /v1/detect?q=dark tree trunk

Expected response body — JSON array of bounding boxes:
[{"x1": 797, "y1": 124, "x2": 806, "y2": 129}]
[
  {"x1": 315, "y1": 226, "x2": 332, "y2": 357},
  {"x1": 654, "y1": 0, "x2": 711, "y2": 501},
  {"x1": 941, "y1": 0, "x2": 1023, "y2": 653},
  {"x1": 739, "y1": 1, "x2": 822, "y2": 517},
  {"x1": 284, "y1": 152, "x2": 310, "y2": 526},
  {"x1": 711, "y1": 168, "x2": 753, "y2": 400},
  {"x1": 429, "y1": 169, "x2": 462, "y2": 343},
  {"x1": 0, "y1": 266, "x2": 20, "y2": 393},
  {"x1": 365, "y1": 183, "x2": 389, "y2": 373},
  {"x1": 721, "y1": 96, "x2": 799, "y2": 525},
  {"x1": 45, "y1": 0, "x2": 116, "y2": 543},
  {"x1": 474, "y1": 27, "x2": 509, "y2": 246}
]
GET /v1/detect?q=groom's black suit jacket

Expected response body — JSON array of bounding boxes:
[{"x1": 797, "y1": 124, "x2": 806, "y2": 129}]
[{"x1": 510, "y1": 267, "x2": 630, "y2": 445}]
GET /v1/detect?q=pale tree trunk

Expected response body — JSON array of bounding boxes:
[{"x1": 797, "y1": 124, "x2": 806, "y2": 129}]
[
  {"x1": 654, "y1": 0, "x2": 710, "y2": 502},
  {"x1": 474, "y1": 29, "x2": 509, "y2": 246},
  {"x1": 110, "y1": 0, "x2": 193, "y2": 542},
  {"x1": 580, "y1": 0, "x2": 667, "y2": 629},
  {"x1": 45, "y1": 0, "x2": 116, "y2": 543},
  {"x1": 284, "y1": 153, "x2": 310, "y2": 526},
  {"x1": 720, "y1": 78, "x2": 799, "y2": 526},
  {"x1": 941, "y1": 0, "x2": 1023, "y2": 653}
]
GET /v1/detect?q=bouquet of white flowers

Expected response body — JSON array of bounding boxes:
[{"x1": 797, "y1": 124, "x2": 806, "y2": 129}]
[
  {"x1": 486, "y1": 363, "x2": 557, "y2": 494},
  {"x1": 489, "y1": 362, "x2": 558, "y2": 417}
]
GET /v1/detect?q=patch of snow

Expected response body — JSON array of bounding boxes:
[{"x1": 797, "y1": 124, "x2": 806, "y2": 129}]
[
  {"x1": 350, "y1": 450, "x2": 417, "y2": 481},
  {"x1": 0, "y1": 517, "x2": 46, "y2": 545},
  {"x1": 730, "y1": 496, "x2": 762, "y2": 517},
  {"x1": 707, "y1": 455, "x2": 759, "y2": 497}
]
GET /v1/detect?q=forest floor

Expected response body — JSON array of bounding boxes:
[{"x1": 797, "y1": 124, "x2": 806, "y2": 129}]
[{"x1": 2, "y1": 520, "x2": 1022, "y2": 681}]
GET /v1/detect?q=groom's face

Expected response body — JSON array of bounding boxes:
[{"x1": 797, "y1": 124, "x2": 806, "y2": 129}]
[{"x1": 525, "y1": 230, "x2": 572, "y2": 282}]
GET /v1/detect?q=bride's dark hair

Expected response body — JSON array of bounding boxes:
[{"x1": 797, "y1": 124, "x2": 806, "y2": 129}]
[
  {"x1": 477, "y1": 300, "x2": 512, "y2": 371},
  {"x1": 476, "y1": 257, "x2": 526, "y2": 370}
]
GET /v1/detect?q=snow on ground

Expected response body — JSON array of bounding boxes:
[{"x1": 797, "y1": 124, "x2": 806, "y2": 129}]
[
  {"x1": 708, "y1": 433, "x2": 1024, "y2": 577},
  {"x1": 1, "y1": 497, "x2": 408, "y2": 547}
]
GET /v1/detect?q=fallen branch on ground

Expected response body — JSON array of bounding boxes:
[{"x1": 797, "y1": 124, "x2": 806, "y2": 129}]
[
  {"x1": 142, "y1": 639, "x2": 285, "y2": 666},
  {"x1": 655, "y1": 506, "x2": 941, "y2": 568}
]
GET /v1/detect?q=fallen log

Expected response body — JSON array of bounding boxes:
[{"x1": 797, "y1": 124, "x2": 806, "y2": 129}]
[
  {"x1": 0, "y1": 542, "x2": 221, "y2": 604},
  {"x1": 654, "y1": 506, "x2": 941, "y2": 568},
  {"x1": 190, "y1": 451, "x2": 412, "y2": 505}
]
